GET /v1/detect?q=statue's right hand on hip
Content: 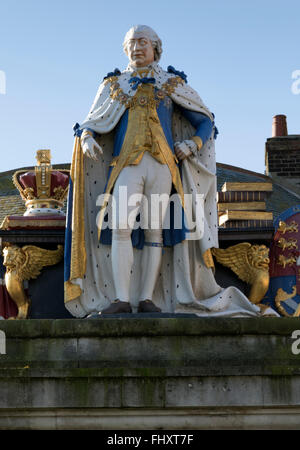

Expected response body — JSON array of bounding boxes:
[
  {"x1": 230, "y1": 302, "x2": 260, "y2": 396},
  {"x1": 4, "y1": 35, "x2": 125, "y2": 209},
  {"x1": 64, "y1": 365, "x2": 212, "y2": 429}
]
[
  {"x1": 174, "y1": 140, "x2": 197, "y2": 161},
  {"x1": 81, "y1": 133, "x2": 103, "y2": 161}
]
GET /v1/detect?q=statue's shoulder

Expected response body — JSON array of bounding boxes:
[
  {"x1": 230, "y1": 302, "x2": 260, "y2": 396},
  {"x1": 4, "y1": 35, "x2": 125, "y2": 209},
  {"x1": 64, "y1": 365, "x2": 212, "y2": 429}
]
[
  {"x1": 101, "y1": 69, "x2": 122, "y2": 85},
  {"x1": 102, "y1": 68, "x2": 121, "y2": 82},
  {"x1": 166, "y1": 65, "x2": 188, "y2": 84},
  {"x1": 101, "y1": 68, "x2": 133, "y2": 89},
  {"x1": 157, "y1": 65, "x2": 189, "y2": 96}
]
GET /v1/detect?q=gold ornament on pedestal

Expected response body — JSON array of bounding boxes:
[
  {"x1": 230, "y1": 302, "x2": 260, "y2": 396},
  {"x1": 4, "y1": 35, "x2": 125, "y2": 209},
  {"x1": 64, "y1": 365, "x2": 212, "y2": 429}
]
[
  {"x1": 2, "y1": 244, "x2": 63, "y2": 319},
  {"x1": 211, "y1": 243, "x2": 270, "y2": 310}
]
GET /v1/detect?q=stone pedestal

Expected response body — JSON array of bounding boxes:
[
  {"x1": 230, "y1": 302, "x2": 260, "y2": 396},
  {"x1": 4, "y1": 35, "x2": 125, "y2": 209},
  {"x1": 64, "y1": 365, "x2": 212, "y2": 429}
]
[
  {"x1": 0, "y1": 318, "x2": 299, "y2": 429},
  {"x1": 0, "y1": 227, "x2": 273, "y2": 319}
]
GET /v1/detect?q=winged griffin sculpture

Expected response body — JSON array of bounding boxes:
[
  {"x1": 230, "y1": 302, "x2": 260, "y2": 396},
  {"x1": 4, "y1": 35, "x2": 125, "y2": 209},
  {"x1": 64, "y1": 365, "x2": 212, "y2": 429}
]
[
  {"x1": 211, "y1": 243, "x2": 270, "y2": 309},
  {"x1": 3, "y1": 244, "x2": 63, "y2": 319}
]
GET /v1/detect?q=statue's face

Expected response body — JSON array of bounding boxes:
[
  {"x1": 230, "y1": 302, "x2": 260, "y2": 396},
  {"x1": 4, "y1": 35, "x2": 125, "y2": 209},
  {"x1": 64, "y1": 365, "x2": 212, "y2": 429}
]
[
  {"x1": 126, "y1": 33, "x2": 155, "y2": 67},
  {"x1": 3, "y1": 245, "x2": 20, "y2": 269}
]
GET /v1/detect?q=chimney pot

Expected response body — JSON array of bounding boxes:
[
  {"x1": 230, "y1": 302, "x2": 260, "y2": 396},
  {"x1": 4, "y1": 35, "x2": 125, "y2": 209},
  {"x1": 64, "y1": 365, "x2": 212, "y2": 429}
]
[{"x1": 272, "y1": 115, "x2": 288, "y2": 137}]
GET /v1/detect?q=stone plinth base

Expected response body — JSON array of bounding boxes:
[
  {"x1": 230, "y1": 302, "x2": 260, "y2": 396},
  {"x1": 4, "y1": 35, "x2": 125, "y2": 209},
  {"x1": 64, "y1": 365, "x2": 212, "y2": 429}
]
[
  {"x1": 1, "y1": 407, "x2": 300, "y2": 430},
  {"x1": 0, "y1": 318, "x2": 299, "y2": 429}
]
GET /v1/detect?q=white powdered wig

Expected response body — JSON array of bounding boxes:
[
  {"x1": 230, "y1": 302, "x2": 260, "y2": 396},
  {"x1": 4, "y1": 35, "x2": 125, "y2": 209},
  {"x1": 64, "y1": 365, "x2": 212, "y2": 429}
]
[{"x1": 123, "y1": 25, "x2": 162, "y2": 61}]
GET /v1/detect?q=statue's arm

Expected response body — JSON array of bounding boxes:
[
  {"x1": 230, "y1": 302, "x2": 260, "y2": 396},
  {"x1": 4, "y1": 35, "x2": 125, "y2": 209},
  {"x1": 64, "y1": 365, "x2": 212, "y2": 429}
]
[
  {"x1": 174, "y1": 107, "x2": 215, "y2": 160},
  {"x1": 74, "y1": 80, "x2": 113, "y2": 160},
  {"x1": 180, "y1": 108, "x2": 214, "y2": 149}
]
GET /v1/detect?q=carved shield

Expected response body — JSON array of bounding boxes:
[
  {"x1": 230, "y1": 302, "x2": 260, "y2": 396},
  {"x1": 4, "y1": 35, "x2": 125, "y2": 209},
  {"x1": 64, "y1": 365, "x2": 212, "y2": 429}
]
[{"x1": 262, "y1": 205, "x2": 300, "y2": 316}]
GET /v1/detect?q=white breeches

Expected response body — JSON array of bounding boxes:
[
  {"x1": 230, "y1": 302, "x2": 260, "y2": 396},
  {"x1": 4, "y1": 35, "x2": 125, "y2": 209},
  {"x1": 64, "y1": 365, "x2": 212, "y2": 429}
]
[{"x1": 111, "y1": 152, "x2": 172, "y2": 302}]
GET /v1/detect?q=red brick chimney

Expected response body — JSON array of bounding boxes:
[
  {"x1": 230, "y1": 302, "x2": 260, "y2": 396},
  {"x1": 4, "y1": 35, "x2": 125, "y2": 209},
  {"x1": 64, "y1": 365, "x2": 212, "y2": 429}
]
[
  {"x1": 265, "y1": 115, "x2": 300, "y2": 184},
  {"x1": 272, "y1": 115, "x2": 288, "y2": 137}
]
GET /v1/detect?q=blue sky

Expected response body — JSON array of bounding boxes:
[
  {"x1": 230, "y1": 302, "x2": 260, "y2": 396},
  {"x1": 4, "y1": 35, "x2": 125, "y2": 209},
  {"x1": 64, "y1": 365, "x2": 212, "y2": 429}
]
[{"x1": 0, "y1": 0, "x2": 299, "y2": 174}]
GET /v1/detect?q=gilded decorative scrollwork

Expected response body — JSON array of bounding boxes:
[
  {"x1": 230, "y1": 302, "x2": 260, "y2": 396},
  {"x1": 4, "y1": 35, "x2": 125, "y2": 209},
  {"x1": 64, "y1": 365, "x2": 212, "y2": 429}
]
[
  {"x1": 107, "y1": 75, "x2": 185, "y2": 110},
  {"x1": 2, "y1": 244, "x2": 64, "y2": 319},
  {"x1": 23, "y1": 187, "x2": 35, "y2": 200},
  {"x1": 161, "y1": 76, "x2": 185, "y2": 96},
  {"x1": 275, "y1": 286, "x2": 298, "y2": 317},
  {"x1": 103, "y1": 75, "x2": 119, "y2": 86},
  {"x1": 53, "y1": 186, "x2": 68, "y2": 201},
  {"x1": 211, "y1": 243, "x2": 270, "y2": 308}
]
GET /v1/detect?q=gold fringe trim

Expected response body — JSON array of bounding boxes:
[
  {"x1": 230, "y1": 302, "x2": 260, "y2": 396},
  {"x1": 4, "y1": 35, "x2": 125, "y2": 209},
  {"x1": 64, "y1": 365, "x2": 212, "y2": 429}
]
[
  {"x1": 203, "y1": 248, "x2": 215, "y2": 271},
  {"x1": 65, "y1": 137, "x2": 86, "y2": 303},
  {"x1": 64, "y1": 280, "x2": 82, "y2": 303}
]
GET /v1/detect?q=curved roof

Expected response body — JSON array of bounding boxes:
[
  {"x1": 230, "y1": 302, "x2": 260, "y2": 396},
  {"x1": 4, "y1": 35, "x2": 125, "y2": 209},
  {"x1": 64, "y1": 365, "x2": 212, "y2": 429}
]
[{"x1": 217, "y1": 163, "x2": 300, "y2": 219}]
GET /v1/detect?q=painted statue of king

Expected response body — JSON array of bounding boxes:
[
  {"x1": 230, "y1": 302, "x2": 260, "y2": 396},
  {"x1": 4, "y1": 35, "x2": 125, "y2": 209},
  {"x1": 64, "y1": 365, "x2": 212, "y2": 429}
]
[{"x1": 64, "y1": 25, "x2": 265, "y2": 318}]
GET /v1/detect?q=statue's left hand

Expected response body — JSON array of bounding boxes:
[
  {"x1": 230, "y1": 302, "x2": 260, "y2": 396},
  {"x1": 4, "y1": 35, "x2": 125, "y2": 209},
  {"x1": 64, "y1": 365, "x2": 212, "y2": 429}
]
[
  {"x1": 174, "y1": 140, "x2": 197, "y2": 161},
  {"x1": 81, "y1": 135, "x2": 103, "y2": 161}
]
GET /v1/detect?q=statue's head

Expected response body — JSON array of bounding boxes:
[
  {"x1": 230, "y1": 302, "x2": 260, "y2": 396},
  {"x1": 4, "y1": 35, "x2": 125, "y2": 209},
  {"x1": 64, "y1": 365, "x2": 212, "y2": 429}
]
[{"x1": 123, "y1": 25, "x2": 162, "y2": 68}]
